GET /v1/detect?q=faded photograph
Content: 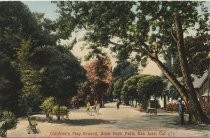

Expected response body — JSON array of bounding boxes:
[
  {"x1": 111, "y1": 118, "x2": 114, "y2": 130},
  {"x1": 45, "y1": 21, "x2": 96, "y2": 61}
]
[{"x1": 0, "y1": 1, "x2": 210, "y2": 138}]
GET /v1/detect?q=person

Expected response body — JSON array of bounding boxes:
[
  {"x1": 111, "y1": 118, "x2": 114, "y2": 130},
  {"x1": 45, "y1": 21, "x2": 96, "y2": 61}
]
[
  {"x1": 116, "y1": 101, "x2": 120, "y2": 110},
  {"x1": 86, "y1": 102, "x2": 90, "y2": 111},
  {"x1": 178, "y1": 100, "x2": 185, "y2": 125},
  {"x1": 95, "y1": 100, "x2": 100, "y2": 114}
]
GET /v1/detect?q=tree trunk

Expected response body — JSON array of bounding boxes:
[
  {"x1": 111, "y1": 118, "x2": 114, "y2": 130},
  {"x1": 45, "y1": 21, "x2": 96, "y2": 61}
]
[
  {"x1": 174, "y1": 13, "x2": 209, "y2": 124},
  {"x1": 46, "y1": 112, "x2": 49, "y2": 118}
]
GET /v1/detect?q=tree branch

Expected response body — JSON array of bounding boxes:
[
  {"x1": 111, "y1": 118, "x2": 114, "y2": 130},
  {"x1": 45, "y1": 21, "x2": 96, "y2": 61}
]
[
  {"x1": 108, "y1": 40, "x2": 123, "y2": 47},
  {"x1": 171, "y1": 28, "x2": 178, "y2": 42}
]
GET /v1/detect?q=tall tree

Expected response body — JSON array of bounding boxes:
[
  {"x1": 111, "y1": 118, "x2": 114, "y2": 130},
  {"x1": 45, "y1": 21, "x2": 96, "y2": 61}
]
[
  {"x1": 32, "y1": 45, "x2": 86, "y2": 105},
  {"x1": 85, "y1": 57, "x2": 112, "y2": 107},
  {"x1": 55, "y1": 1, "x2": 209, "y2": 123},
  {"x1": 112, "y1": 61, "x2": 139, "y2": 102},
  {"x1": 137, "y1": 75, "x2": 165, "y2": 109},
  {"x1": 169, "y1": 34, "x2": 210, "y2": 77},
  {"x1": 122, "y1": 75, "x2": 149, "y2": 105},
  {"x1": 16, "y1": 40, "x2": 43, "y2": 113},
  {"x1": 0, "y1": 1, "x2": 42, "y2": 114},
  {"x1": 112, "y1": 78, "x2": 123, "y2": 102}
]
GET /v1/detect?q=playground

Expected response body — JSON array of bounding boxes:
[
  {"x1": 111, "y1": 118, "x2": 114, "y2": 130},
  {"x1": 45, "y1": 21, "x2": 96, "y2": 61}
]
[{"x1": 7, "y1": 102, "x2": 210, "y2": 137}]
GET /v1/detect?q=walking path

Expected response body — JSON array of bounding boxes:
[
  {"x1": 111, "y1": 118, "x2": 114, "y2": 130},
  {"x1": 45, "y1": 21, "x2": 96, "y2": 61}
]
[{"x1": 7, "y1": 102, "x2": 210, "y2": 137}]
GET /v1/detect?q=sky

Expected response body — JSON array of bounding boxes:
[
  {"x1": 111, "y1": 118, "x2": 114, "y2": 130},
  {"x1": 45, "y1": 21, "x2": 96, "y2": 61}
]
[{"x1": 22, "y1": 1, "x2": 210, "y2": 76}]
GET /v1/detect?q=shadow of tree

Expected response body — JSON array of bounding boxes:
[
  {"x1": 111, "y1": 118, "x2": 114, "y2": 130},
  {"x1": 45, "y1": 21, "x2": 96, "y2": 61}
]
[{"x1": 51, "y1": 119, "x2": 117, "y2": 126}]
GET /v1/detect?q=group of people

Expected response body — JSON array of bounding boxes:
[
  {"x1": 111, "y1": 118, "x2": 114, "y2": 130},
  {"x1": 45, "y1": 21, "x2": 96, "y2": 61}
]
[{"x1": 86, "y1": 100, "x2": 100, "y2": 115}]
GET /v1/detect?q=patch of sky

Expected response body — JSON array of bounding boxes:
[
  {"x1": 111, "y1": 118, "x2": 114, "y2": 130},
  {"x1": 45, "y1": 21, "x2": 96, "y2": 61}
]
[{"x1": 22, "y1": 1, "x2": 58, "y2": 21}]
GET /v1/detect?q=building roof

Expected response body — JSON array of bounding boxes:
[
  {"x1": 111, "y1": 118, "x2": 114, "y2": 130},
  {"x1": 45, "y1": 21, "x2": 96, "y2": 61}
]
[{"x1": 166, "y1": 71, "x2": 209, "y2": 89}]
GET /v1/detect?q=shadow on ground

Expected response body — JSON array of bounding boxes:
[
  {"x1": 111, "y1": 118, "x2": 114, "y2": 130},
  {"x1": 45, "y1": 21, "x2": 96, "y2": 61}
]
[
  {"x1": 31, "y1": 117, "x2": 116, "y2": 126},
  {"x1": 116, "y1": 113, "x2": 210, "y2": 132},
  {"x1": 50, "y1": 119, "x2": 117, "y2": 126}
]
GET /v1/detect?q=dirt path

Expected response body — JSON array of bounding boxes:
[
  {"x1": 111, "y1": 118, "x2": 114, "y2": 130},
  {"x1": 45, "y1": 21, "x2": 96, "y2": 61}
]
[{"x1": 7, "y1": 102, "x2": 210, "y2": 137}]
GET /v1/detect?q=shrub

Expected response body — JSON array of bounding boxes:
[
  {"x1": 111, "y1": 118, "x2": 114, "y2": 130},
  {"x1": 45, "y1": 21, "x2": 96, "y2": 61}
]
[
  {"x1": 0, "y1": 111, "x2": 17, "y2": 137},
  {"x1": 52, "y1": 105, "x2": 68, "y2": 120},
  {"x1": 202, "y1": 102, "x2": 210, "y2": 118},
  {"x1": 166, "y1": 103, "x2": 178, "y2": 111},
  {"x1": 40, "y1": 97, "x2": 56, "y2": 118}
]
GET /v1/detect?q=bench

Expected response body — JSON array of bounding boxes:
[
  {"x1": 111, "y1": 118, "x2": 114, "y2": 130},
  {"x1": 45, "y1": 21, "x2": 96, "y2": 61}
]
[
  {"x1": 54, "y1": 111, "x2": 69, "y2": 119},
  {"x1": 27, "y1": 115, "x2": 38, "y2": 134},
  {"x1": 146, "y1": 108, "x2": 157, "y2": 115}
]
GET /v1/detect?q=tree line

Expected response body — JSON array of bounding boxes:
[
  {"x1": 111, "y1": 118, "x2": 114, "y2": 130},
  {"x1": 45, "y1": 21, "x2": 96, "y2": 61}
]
[
  {"x1": 55, "y1": 1, "x2": 210, "y2": 123},
  {"x1": 0, "y1": 2, "x2": 209, "y2": 136}
]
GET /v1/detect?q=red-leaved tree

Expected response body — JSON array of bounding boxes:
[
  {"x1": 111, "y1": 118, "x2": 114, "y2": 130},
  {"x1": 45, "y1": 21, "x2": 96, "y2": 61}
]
[{"x1": 85, "y1": 56, "x2": 112, "y2": 107}]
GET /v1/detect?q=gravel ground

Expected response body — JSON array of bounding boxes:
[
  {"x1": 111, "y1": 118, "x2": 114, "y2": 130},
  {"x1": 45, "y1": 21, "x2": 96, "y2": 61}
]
[{"x1": 7, "y1": 102, "x2": 210, "y2": 138}]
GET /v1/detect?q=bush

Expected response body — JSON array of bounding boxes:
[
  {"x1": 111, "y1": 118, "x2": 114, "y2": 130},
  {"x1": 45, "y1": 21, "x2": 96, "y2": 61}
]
[
  {"x1": 202, "y1": 102, "x2": 210, "y2": 118},
  {"x1": 0, "y1": 110, "x2": 17, "y2": 137},
  {"x1": 52, "y1": 105, "x2": 68, "y2": 120},
  {"x1": 40, "y1": 97, "x2": 56, "y2": 118},
  {"x1": 166, "y1": 103, "x2": 178, "y2": 111}
]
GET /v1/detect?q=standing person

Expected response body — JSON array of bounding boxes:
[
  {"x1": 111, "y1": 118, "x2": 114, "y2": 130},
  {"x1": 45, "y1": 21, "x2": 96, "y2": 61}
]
[
  {"x1": 95, "y1": 100, "x2": 100, "y2": 114},
  {"x1": 116, "y1": 101, "x2": 120, "y2": 110},
  {"x1": 178, "y1": 100, "x2": 185, "y2": 125},
  {"x1": 86, "y1": 101, "x2": 90, "y2": 111}
]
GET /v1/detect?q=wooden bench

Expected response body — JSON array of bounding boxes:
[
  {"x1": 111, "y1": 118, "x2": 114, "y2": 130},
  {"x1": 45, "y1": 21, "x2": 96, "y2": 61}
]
[
  {"x1": 146, "y1": 108, "x2": 157, "y2": 115},
  {"x1": 27, "y1": 115, "x2": 38, "y2": 134}
]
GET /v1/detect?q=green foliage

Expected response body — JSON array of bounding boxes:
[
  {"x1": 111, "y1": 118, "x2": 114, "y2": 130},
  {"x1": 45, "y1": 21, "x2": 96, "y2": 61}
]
[
  {"x1": 121, "y1": 75, "x2": 165, "y2": 106},
  {"x1": 40, "y1": 97, "x2": 56, "y2": 115},
  {"x1": 112, "y1": 78, "x2": 123, "y2": 101},
  {"x1": 16, "y1": 39, "x2": 43, "y2": 113},
  {"x1": 33, "y1": 45, "x2": 86, "y2": 102},
  {"x1": 0, "y1": 110, "x2": 17, "y2": 137},
  {"x1": 112, "y1": 61, "x2": 139, "y2": 79},
  {"x1": 169, "y1": 34, "x2": 210, "y2": 77},
  {"x1": 0, "y1": 1, "x2": 58, "y2": 115},
  {"x1": 0, "y1": 52, "x2": 21, "y2": 114},
  {"x1": 55, "y1": 1, "x2": 209, "y2": 123},
  {"x1": 55, "y1": 1, "x2": 209, "y2": 61},
  {"x1": 122, "y1": 75, "x2": 149, "y2": 104},
  {"x1": 52, "y1": 105, "x2": 68, "y2": 116},
  {"x1": 137, "y1": 76, "x2": 165, "y2": 98}
]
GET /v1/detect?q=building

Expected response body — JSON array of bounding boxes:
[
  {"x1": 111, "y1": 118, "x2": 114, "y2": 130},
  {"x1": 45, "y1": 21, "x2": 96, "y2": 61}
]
[{"x1": 160, "y1": 71, "x2": 209, "y2": 108}]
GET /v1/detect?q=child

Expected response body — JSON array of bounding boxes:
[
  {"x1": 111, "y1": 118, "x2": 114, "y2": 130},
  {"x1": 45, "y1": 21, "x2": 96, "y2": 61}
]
[{"x1": 86, "y1": 102, "x2": 90, "y2": 111}]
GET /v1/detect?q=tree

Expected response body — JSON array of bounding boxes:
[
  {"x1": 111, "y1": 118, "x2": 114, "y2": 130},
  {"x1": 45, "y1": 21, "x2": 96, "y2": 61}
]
[
  {"x1": 168, "y1": 34, "x2": 210, "y2": 77},
  {"x1": 137, "y1": 75, "x2": 165, "y2": 109},
  {"x1": 85, "y1": 57, "x2": 112, "y2": 107},
  {"x1": 112, "y1": 61, "x2": 139, "y2": 79},
  {"x1": 76, "y1": 81, "x2": 92, "y2": 106},
  {"x1": 112, "y1": 61, "x2": 138, "y2": 102},
  {"x1": 112, "y1": 78, "x2": 123, "y2": 102},
  {"x1": 0, "y1": 1, "x2": 59, "y2": 115},
  {"x1": 122, "y1": 75, "x2": 142, "y2": 105},
  {"x1": 16, "y1": 40, "x2": 43, "y2": 113},
  {"x1": 40, "y1": 97, "x2": 56, "y2": 119},
  {"x1": 31, "y1": 45, "x2": 86, "y2": 105},
  {"x1": 55, "y1": 1, "x2": 210, "y2": 123},
  {"x1": 0, "y1": 1, "x2": 37, "y2": 115}
]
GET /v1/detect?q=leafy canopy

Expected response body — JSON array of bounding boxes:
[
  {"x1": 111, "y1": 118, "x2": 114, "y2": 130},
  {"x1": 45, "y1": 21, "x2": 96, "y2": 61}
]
[{"x1": 55, "y1": 1, "x2": 209, "y2": 63}]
